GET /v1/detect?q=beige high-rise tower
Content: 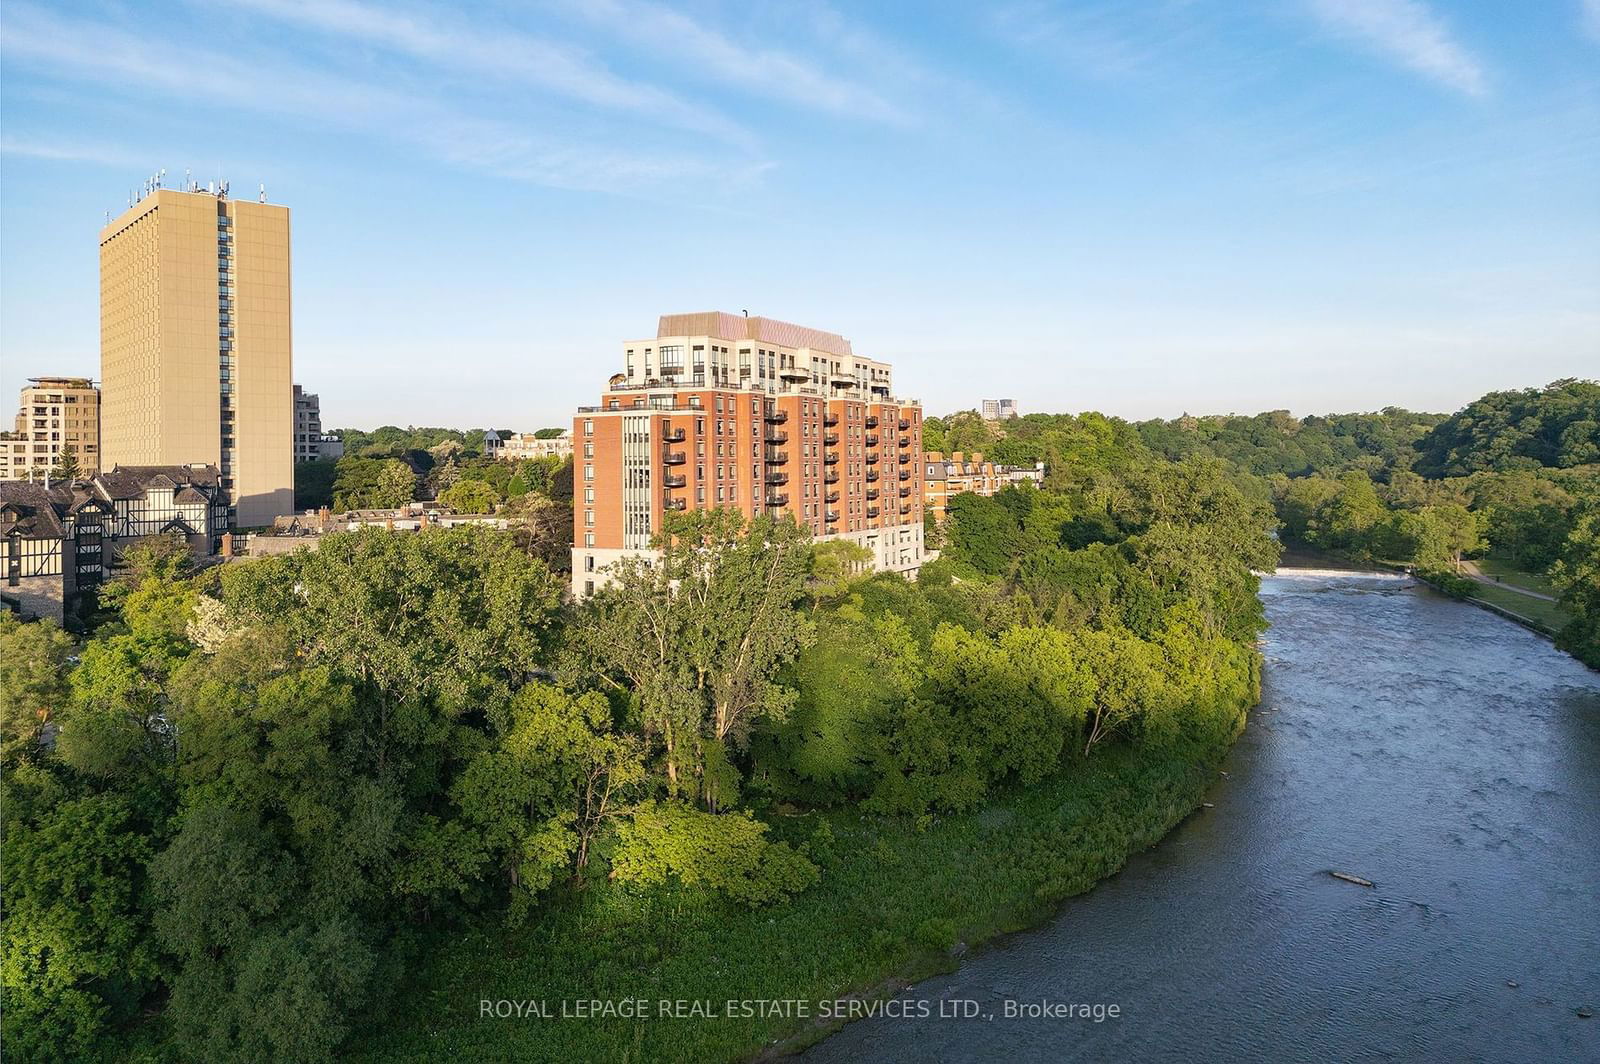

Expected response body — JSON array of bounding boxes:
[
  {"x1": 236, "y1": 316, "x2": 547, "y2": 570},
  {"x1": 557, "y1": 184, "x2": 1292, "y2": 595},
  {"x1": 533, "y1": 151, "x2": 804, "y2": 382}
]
[{"x1": 99, "y1": 182, "x2": 293, "y2": 527}]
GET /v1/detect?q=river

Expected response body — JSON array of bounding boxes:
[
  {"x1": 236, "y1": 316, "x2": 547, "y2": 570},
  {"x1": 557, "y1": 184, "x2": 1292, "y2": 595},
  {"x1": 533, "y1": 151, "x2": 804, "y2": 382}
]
[{"x1": 804, "y1": 571, "x2": 1600, "y2": 1062}]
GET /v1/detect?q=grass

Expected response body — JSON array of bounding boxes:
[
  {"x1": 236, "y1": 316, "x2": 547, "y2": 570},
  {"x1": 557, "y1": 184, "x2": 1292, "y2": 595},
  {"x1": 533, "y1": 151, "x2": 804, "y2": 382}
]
[
  {"x1": 1469, "y1": 558, "x2": 1558, "y2": 599},
  {"x1": 1462, "y1": 580, "x2": 1570, "y2": 633},
  {"x1": 351, "y1": 723, "x2": 1240, "y2": 1064}
]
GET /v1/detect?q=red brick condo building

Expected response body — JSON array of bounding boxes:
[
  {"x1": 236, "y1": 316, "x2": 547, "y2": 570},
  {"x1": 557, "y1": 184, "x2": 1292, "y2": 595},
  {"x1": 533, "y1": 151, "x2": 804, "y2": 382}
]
[{"x1": 572, "y1": 312, "x2": 926, "y2": 597}]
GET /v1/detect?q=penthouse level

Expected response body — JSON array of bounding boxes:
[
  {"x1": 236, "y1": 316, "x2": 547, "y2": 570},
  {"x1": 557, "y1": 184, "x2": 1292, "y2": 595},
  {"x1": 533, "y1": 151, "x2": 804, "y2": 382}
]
[{"x1": 572, "y1": 313, "x2": 927, "y2": 597}]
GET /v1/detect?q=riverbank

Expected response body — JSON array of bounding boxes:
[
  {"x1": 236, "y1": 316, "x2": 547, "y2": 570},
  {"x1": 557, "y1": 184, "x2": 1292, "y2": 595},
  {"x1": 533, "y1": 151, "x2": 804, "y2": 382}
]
[
  {"x1": 801, "y1": 572, "x2": 1600, "y2": 1062},
  {"x1": 353, "y1": 717, "x2": 1245, "y2": 1062},
  {"x1": 1277, "y1": 540, "x2": 1571, "y2": 641}
]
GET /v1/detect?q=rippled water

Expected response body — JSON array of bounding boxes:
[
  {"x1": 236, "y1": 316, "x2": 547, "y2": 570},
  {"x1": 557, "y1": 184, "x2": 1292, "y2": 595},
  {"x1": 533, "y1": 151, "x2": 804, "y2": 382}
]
[{"x1": 805, "y1": 572, "x2": 1600, "y2": 1062}]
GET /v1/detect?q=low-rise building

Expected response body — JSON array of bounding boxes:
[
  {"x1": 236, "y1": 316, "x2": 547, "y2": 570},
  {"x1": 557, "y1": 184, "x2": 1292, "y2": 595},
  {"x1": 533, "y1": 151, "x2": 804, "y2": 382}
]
[
  {"x1": 498, "y1": 430, "x2": 573, "y2": 461},
  {"x1": 922, "y1": 450, "x2": 1043, "y2": 522},
  {"x1": 0, "y1": 377, "x2": 101, "y2": 480},
  {"x1": 245, "y1": 502, "x2": 509, "y2": 555},
  {"x1": 0, "y1": 463, "x2": 226, "y2": 625}
]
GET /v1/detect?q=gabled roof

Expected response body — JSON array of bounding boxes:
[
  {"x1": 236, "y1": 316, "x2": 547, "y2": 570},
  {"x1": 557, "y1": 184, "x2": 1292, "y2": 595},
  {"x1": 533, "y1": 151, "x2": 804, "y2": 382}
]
[
  {"x1": 0, "y1": 482, "x2": 67, "y2": 538},
  {"x1": 96, "y1": 464, "x2": 222, "y2": 500}
]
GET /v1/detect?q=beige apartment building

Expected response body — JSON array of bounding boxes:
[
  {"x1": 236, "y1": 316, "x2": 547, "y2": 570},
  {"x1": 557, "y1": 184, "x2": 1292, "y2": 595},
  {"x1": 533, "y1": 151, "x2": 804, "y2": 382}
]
[
  {"x1": 99, "y1": 183, "x2": 293, "y2": 527},
  {"x1": 0, "y1": 377, "x2": 101, "y2": 480},
  {"x1": 572, "y1": 312, "x2": 925, "y2": 598}
]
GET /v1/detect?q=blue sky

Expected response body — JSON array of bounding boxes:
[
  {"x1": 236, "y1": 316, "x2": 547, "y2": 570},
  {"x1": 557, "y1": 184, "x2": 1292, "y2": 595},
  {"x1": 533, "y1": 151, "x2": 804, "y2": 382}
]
[{"x1": 2, "y1": 0, "x2": 1597, "y2": 430}]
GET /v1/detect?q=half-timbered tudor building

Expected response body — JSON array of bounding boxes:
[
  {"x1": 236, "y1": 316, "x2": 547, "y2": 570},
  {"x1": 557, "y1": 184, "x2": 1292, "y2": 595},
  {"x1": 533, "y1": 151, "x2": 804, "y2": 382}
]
[{"x1": 1, "y1": 463, "x2": 225, "y2": 626}]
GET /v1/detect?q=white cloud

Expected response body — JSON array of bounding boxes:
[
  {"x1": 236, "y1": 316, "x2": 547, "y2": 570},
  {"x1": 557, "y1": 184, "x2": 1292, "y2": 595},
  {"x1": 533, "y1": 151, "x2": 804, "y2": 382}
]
[
  {"x1": 0, "y1": 138, "x2": 138, "y2": 167},
  {"x1": 227, "y1": 0, "x2": 752, "y2": 146},
  {"x1": 557, "y1": 0, "x2": 913, "y2": 125},
  {"x1": 0, "y1": 3, "x2": 748, "y2": 195},
  {"x1": 1308, "y1": 0, "x2": 1488, "y2": 96}
]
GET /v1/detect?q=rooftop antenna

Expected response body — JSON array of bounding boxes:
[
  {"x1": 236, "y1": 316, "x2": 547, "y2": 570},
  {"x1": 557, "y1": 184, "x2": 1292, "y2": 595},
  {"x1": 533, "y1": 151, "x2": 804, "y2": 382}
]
[
  {"x1": 259, "y1": 182, "x2": 266, "y2": 204},
  {"x1": 185, "y1": 168, "x2": 192, "y2": 192},
  {"x1": 742, "y1": 309, "x2": 749, "y2": 317}
]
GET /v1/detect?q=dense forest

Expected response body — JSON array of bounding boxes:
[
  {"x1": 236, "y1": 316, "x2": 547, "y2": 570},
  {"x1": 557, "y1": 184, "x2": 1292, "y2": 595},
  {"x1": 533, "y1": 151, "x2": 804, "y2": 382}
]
[
  {"x1": 927, "y1": 380, "x2": 1600, "y2": 665},
  {"x1": 3, "y1": 424, "x2": 1272, "y2": 1062}
]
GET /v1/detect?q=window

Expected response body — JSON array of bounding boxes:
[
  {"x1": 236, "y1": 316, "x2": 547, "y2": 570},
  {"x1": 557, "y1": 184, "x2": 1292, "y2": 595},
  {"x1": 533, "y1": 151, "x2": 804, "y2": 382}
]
[
  {"x1": 584, "y1": 533, "x2": 595, "y2": 547},
  {"x1": 585, "y1": 510, "x2": 595, "y2": 526},
  {"x1": 584, "y1": 465, "x2": 594, "y2": 481},
  {"x1": 584, "y1": 419, "x2": 594, "y2": 435}
]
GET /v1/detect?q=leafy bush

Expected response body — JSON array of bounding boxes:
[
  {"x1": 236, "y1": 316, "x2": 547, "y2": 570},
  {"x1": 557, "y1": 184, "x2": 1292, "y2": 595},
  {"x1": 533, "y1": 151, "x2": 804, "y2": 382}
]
[{"x1": 609, "y1": 801, "x2": 819, "y2": 906}]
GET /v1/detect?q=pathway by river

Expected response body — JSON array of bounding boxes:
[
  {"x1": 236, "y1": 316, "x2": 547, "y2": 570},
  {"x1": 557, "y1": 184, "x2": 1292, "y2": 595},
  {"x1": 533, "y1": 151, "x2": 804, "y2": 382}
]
[{"x1": 805, "y1": 570, "x2": 1600, "y2": 1062}]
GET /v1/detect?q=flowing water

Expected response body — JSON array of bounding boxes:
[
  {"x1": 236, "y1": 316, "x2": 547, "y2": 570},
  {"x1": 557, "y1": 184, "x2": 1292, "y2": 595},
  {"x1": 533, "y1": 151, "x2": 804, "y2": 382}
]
[{"x1": 805, "y1": 571, "x2": 1600, "y2": 1062}]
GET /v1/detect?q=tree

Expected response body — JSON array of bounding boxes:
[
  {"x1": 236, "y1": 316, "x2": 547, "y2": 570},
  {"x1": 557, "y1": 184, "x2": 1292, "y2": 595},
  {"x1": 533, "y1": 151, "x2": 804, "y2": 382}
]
[
  {"x1": 1551, "y1": 508, "x2": 1600, "y2": 668},
  {"x1": 810, "y1": 538, "x2": 873, "y2": 599},
  {"x1": 439, "y1": 478, "x2": 499, "y2": 515},
  {"x1": 1, "y1": 788, "x2": 163, "y2": 1061},
  {"x1": 505, "y1": 493, "x2": 572, "y2": 572},
  {"x1": 51, "y1": 445, "x2": 81, "y2": 482},
  {"x1": 1308, "y1": 471, "x2": 1386, "y2": 555},
  {"x1": 1424, "y1": 503, "x2": 1482, "y2": 571},
  {"x1": 377, "y1": 459, "x2": 418, "y2": 507},
  {"x1": 576, "y1": 510, "x2": 812, "y2": 799},
  {"x1": 0, "y1": 615, "x2": 74, "y2": 766}
]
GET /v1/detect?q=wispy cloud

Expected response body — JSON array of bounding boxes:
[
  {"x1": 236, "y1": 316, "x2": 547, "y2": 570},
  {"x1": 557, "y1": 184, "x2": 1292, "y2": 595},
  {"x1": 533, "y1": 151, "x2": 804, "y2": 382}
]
[
  {"x1": 0, "y1": 137, "x2": 139, "y2": 167},
  {"x1": 226, "y1": 0, "x2": 751, "y2": 146},
  {"x1": 1307, "y1": 0, "x2": 1488, "y2": 97},
  {"x1": 0, "y1": 3, "x2": 744, "y2": 195},
  {"x1": 1583, "y1": 0, "x2": 1600, "y2": 42},
  {"x1": 556, "y1": 0, "x2": 913, "y2": 125}
]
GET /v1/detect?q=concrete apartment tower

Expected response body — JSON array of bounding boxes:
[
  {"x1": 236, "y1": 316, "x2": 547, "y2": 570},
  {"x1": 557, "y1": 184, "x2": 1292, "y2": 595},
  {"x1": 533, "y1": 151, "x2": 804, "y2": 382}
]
[
  {"x1": 99, "y1": 181, "x2": 293, "y2": 527},
  {"x1": 1, "y1": 377, "x2": 101, "y2": 479}
]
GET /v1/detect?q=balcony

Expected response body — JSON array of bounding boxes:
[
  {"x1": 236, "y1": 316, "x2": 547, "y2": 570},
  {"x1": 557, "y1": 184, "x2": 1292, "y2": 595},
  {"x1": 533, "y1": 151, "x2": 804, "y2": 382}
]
[
  {"x1": 898, "y1": 436, "x2": 911, "y2": 448},
  {"x1": 823, "y1": 452, "x2": 839, "y2": 465},
  {"x1": 824, "y1": 490, "x2": 840, "y2": 503},
  {"x1": 823, "y1": 432, "x2": 839, "y2": 446},
  {"x1": 663, "y1": 451, "x2": 687, "y2": 465},
  {"x1": 899, "y1": 487, "x2": 911, "y2": 498},
  {"x1": 765, "y1": 409, "x2": 788, "y2": 424},
  {"x1": 865, "y1": 453, "x2": 880, "y2": 465},
  {"x1": 865, "y1": 433, "x2": 879, "y2": 447},
  {"x1": 765, "y1": 471, "x2": 789, "y2": 486},
  {"x1": 898, "y1": 469, "x2": 911, "y2": 481},
  {"x1": 663, "y1": 496, "x2": 686, "y2": 511},
  {"x1": 900, "y1": 504, "x2": 912, "y2": 515},
  {"x1": 866, "y1": 488, "x2": 880, "y2": 501},
  {"x1": 662, "y1": 427, "x2": 686, "y2": 443},
  {"x1": 824, "y1": 470, "x2": 840, "y2": 484},
  {"x1": 899, "y1": 418, "x2": 911, "y2": 431},
  {"x1": 866, "y1": 416, "x2": 879, "y2": 428},
  {"x1": 825, "y1": 509, "x2": 840, "y2": 523},
  {"x1": 766, "y1": 493, "x2": 789, "y2": 507},
  {"x1": 663, "y1": 473, "x2": 686, "y2": 488},
  {"x1": 780, "y1": 367, "x2": 810, "y2": 382},
  {"x1": 823, "y1": 413, "x2": 839, "y2": 427},
  {"x1": 765, "y1": 451, "x2": 789, "y2": 464},
  {"x1": 866, "y1": 470, "x2": 880, "y2": 483},
  {"x1": 765, "y1": 430, "x2": 789, "y2": 444},
  {"x1": 867, "y1": 506, "x2": 880, "y2": 519},
  {"x1": 899, "y1": 453, "x2": 913, "y2": 464}
]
